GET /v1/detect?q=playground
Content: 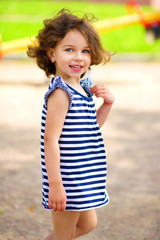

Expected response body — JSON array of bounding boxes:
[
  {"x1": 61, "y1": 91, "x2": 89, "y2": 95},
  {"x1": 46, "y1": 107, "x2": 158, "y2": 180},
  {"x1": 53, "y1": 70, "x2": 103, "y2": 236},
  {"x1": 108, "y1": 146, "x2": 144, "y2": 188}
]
[
  {"x1": 0, "y1": 58, "x2": 160, "y2": 240},
  {"x1": 1, "y1": 0, "x2": 160, "y2": 56}
]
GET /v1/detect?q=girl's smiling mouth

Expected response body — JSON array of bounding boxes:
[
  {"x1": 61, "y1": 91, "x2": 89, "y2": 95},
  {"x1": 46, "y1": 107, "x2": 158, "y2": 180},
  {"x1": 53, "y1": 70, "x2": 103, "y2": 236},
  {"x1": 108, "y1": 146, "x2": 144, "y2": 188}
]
[{"x1": 69, "y1": 65, "x2": 83, "y2": 72}]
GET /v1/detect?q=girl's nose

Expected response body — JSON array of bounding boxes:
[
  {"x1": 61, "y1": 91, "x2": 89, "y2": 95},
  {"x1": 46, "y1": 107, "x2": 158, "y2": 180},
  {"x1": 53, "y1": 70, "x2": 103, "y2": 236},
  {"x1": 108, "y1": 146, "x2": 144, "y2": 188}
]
[{"x1": 74, "y1": 51, "x2": 83, "y2": 61}]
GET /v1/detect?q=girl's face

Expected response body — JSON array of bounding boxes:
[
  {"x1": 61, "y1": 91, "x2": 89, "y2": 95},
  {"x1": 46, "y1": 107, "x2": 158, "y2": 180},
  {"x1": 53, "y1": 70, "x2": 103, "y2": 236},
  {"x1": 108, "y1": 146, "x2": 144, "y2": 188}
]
[{"x1": 50, "y1": 29, "x2": 91, "y2": 82}]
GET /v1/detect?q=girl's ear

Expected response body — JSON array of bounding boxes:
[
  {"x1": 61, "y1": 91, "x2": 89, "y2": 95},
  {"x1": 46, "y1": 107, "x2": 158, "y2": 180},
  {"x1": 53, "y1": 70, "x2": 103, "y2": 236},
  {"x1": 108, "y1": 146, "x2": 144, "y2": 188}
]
[{"x1": 46, "y1": 48, "x2": 55, "y2": 63}]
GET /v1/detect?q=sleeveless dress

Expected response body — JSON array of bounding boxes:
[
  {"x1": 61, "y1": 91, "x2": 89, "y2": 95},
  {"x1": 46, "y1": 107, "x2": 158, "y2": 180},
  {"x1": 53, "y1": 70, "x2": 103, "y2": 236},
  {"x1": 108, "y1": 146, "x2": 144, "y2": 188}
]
[{"x1": 41, "y1": 75, "x2": 109, "y2": 211}]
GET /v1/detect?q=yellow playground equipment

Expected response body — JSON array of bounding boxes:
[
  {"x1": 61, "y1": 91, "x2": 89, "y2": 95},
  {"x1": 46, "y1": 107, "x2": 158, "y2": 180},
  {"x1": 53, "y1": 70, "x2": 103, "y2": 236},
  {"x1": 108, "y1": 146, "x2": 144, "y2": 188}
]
[{"x1": 0, "y1": 0, "x2": 160, "y2": 58}]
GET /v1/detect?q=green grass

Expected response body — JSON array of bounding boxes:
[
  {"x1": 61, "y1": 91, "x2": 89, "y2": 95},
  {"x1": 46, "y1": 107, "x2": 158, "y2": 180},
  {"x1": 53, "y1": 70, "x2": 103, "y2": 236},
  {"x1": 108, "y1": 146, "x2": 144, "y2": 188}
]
[{"x1": 0, "y1": 0, "x2": 160, "y2": 53}]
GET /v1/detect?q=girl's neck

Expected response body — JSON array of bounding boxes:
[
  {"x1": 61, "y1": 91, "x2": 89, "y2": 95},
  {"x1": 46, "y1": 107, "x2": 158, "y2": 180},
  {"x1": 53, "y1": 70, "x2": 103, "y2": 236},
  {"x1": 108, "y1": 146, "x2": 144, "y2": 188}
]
[
  {"x1": 60, "y1": 76, "x2": 88, "y2": 97},
  {"x1": 68, "y1": 80, "x2": 89, "y2": 97},
  {"x1": 55, "y1": 74, "x2": 88, "y2": 96},
  {"x1": 55, "y1": 75, "x2": 80, "y2": 87}
]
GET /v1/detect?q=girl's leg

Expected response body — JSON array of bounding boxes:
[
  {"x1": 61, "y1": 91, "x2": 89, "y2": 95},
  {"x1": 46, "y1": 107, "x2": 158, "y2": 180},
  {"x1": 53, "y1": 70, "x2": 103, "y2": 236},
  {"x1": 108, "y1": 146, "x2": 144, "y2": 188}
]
[
  {"x1": 44, "y1": 209, "x2": 97, "y2": 240},
  {"x1": 75, "y1": 209, "x2": 97, "y2": 238},
  {"x1": 52, "y1": 211, "x2": 80, "y2": 240}
]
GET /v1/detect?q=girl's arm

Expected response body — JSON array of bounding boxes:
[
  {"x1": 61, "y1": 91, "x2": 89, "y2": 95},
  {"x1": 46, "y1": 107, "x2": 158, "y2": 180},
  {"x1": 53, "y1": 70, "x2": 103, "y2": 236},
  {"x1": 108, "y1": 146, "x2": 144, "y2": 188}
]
[
  {"x1": 90, "y1": 85, "x2": 114, "y2": 128},
  {"x1": 44, "y1": 88, "x2": 70, "y2": 211}
]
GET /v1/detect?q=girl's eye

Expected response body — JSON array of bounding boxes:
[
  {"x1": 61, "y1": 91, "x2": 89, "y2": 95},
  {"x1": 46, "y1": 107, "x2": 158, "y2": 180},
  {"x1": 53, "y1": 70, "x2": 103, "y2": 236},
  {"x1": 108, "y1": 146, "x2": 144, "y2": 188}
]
[
  {"x1": 66, "y1": 48, "x2": 73, "y2": 53},
  {"x1": 82, "y1": 49, "x2": 90, "y2": 54}
]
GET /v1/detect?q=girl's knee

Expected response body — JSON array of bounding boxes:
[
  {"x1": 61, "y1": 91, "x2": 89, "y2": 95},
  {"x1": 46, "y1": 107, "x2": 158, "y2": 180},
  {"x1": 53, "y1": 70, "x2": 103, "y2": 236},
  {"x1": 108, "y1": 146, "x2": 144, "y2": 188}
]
[
  {"x1": 79, "y1": 214, "x2": 97, "y2": 235},
  {"x1": 86, "y1": 216, "x2": 97, "y2": 233}
]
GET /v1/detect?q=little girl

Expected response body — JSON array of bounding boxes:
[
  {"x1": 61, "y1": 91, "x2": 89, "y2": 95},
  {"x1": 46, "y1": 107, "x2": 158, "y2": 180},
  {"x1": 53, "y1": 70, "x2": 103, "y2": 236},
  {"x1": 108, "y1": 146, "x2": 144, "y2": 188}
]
[{"x1": 27, "y1": 9, "x2": 114, "y2": 240}]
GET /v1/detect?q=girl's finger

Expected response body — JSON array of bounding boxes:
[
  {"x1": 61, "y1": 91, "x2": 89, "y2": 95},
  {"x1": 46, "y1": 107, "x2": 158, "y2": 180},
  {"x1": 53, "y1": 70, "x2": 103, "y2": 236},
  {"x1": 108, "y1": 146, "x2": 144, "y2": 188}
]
[
  {"x1": 93, "y1": 90, "x2": 108, "y2": 97},
  {"x1": 61, "y1": 202, "x2": 66, "y2": 212},
  {"x1": 90, "y1": 85, "x2": 105, "y2": 92},
  {"x1": 53, "y1": 203, "x2": 57, "y2": 211},
  {"x1": 56, "y1": 202, "x2": 61, "y2": 211},
  {"x1": 49, "y1": 200, "x2": 53, "y2": 210}
]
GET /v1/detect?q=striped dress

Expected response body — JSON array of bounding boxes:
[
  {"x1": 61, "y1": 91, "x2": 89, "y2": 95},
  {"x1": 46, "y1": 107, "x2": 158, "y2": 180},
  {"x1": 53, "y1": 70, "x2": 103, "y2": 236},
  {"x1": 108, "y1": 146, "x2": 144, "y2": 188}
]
[{"x1": 41, "y1": 75, "x2": 109, "y2": 211}]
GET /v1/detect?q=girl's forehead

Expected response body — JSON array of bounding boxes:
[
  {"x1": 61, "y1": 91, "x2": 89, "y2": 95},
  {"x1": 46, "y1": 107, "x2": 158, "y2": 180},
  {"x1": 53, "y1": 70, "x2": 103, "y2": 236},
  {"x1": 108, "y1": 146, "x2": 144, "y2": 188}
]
[{"x1": 59, "y1": 29, "x2": 89, "y2": 47}]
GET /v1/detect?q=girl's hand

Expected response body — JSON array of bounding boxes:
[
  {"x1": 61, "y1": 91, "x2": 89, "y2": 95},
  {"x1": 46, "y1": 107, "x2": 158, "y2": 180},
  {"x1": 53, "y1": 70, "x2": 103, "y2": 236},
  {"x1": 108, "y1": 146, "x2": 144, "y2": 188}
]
[
  {"x1": 48, "y1": 183, "x2": 67, "y2": 211},
  {"x1": 90, "y1": 85, "x2": 114, "y2": 105}
]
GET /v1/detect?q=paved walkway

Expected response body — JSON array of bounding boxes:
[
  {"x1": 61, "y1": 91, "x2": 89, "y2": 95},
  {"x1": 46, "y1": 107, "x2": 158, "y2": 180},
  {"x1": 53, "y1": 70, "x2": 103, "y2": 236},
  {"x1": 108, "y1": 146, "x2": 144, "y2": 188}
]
[{"x1": 0, "y1": 59, "x2": 160, "y2": 240}]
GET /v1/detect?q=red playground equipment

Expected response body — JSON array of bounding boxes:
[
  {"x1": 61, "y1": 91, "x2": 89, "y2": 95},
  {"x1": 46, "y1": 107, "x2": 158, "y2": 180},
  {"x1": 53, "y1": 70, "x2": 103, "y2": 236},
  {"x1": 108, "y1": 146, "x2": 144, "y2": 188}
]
[{"x1": 126, "y1": 0, "x2": 160, "y2": 41}]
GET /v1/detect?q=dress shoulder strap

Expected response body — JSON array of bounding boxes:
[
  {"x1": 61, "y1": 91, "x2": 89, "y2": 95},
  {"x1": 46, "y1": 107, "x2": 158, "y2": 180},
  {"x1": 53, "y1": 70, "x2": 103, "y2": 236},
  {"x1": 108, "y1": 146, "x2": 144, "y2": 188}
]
[{"x1": 44, "y1": 76, "x2": 74, "y2": 109}]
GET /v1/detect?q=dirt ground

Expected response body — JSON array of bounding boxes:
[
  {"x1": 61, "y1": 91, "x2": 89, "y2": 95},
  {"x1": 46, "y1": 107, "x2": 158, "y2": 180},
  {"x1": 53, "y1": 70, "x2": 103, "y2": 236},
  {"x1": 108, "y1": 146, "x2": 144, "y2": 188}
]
[{"x1": 0, "y1": 59, "x2": 160, "y2": 240}]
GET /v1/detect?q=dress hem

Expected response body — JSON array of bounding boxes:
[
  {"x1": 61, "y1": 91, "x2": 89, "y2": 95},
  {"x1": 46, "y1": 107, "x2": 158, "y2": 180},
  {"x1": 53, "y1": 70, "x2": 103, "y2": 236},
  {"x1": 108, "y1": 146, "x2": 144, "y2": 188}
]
[{"x1": 42, "y1": 197, "x2": 109, "y2": 212}]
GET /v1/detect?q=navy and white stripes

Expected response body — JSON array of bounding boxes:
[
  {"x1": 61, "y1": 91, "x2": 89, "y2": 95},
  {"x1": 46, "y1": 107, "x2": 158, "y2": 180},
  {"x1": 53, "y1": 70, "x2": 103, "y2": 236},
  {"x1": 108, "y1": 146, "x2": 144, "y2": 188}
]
[{"x1": 41, "y1": 76, "x2": 109, "y2": 211}]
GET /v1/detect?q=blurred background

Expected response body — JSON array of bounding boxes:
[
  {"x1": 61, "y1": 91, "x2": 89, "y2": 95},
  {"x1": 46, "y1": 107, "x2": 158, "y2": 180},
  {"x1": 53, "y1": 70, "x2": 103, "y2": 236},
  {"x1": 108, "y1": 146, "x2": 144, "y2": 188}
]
[
  {"x1": 0, "y1": 1, "x2": 160, "y2": 240},
  {"x1": 0, "y1": 0, "x2": 160, "y2": 56}
]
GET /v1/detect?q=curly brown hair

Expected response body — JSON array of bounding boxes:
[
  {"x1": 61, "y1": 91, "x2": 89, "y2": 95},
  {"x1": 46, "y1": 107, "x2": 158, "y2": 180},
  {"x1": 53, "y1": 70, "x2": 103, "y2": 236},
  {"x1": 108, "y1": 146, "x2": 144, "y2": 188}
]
[{"x1": 27, "y1": 9, "x2": 111, "y2": 77}]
